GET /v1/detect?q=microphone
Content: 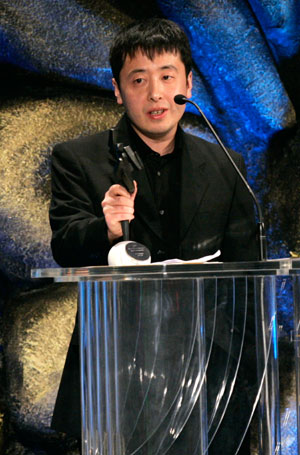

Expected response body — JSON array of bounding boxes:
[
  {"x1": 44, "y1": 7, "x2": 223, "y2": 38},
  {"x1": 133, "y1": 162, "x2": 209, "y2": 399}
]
[{"x1": 174, "y1": 94, "x2": 267, "y2": 261}]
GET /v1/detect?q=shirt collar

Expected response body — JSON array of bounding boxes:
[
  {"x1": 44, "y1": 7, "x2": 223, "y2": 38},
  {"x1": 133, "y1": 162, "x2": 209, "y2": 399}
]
[{"x1": 124, "y1": 114, "x2": 184, "y2": 163}]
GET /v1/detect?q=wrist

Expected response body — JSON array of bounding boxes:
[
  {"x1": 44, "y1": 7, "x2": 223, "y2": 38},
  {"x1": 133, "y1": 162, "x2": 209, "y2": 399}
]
[{"x1": 107, "y1": 229, "x2": 122, "y2": 245}]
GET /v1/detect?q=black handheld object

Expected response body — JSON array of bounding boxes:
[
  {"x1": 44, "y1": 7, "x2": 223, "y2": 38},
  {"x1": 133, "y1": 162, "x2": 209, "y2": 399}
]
[
  {"x1": 111, "y1": 128, "x2": 143, "y2": 240},
  {"x1": 108, "y1": 129, "x2": 151, "y2": 265},
  {"x1": 174, "y1": 94, "x2": 267, "y2": 261}
]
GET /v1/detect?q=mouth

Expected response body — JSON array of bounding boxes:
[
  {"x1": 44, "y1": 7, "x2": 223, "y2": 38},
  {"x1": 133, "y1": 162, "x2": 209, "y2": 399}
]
[{"x1": 148, "y1": 108, "x2": 167, "y2": 118}]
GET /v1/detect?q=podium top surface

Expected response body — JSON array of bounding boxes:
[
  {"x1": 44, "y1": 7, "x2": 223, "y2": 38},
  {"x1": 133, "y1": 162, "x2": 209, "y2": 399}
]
[{"x1": 31, "y1": 258, "x2": 298, "y2": 282}]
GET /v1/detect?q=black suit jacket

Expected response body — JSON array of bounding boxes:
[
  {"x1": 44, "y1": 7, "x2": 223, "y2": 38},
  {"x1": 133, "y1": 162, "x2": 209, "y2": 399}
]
[
  {"x1": 50, "y1": 115, "x2": 258, "y2": 266},
  {"x1": 49, "y1": 115, "x2": 258, "y2": 447}
]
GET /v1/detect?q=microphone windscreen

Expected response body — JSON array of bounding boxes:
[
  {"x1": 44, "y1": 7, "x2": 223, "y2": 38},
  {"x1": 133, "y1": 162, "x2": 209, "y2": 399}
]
[{"x1": 174, "y1": 94, "x2": 187, "y2": 105}]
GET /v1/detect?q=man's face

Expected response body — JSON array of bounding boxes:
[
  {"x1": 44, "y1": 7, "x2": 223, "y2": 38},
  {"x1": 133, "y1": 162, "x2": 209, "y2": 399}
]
[{"x1": 112, "y1": 50, "x2": 192, "y2": 143}]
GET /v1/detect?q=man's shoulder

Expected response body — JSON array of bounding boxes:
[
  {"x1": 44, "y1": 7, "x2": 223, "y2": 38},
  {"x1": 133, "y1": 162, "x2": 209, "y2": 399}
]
[
  {"x1": 52, "y1": 129, "x2": 111, "y2": 157},
  {"x1": 182, "y1": 129, "x2": 241, "y2": 163},
  {"x1": 52, "y1": 115, "x2": 129, "y2": 160},
  {"x1": 183, "y1": 130, "x2": 216, "y2": 150}
]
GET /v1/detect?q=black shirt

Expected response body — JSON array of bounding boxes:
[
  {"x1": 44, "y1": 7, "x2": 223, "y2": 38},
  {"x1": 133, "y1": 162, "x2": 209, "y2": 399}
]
[{"x1": 126, "y1": 119, "x2": 182, "y2": 259}]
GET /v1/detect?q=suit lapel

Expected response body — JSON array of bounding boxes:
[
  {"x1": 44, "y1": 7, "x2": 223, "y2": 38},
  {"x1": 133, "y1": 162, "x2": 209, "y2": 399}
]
[{"x1": 180, "y1": 136, "x2": 210, "y2": 241}]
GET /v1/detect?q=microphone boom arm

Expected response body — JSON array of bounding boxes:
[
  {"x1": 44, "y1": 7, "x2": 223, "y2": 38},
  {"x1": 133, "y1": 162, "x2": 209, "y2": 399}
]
[{"x1": 174, "y1": 95, "x2": 267, "y2": 260}]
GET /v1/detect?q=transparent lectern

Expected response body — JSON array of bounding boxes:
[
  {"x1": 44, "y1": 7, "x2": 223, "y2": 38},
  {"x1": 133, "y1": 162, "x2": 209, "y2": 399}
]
[
  {"x1": 32, "y1": 259, "x2": 290, "y2": 455},
  {"x1": 290, "y1": 259, "x2": 300, "y2": 454}
]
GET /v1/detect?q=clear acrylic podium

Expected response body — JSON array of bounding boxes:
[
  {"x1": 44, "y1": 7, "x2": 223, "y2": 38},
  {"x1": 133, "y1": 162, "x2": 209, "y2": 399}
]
[
  {"x1": 32, "y1": 259, "x2": 291, "y2": 455},
  {"x1": 290, "y1": 259, "x2": 300, "y2": 454}
]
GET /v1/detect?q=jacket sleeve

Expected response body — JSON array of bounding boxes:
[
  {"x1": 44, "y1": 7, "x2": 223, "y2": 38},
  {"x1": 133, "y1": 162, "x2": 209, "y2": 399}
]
[
  {"x1": 220, "y1": 154, "x2": 259, "y2": 262},
  {"x1": 49, "y1": 143, "x2": 112, "y2": 267}
]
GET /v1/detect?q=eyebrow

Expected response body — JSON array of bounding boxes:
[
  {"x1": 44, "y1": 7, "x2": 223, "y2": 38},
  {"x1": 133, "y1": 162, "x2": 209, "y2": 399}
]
[{"x1": 127, "y1": 65, "x2": 179, "y2": 78}]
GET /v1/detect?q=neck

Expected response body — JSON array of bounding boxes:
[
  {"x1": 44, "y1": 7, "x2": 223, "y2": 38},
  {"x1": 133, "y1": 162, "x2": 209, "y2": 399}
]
[{"x1": 131, "y1": 124, "x2": 176, "y2": 156}]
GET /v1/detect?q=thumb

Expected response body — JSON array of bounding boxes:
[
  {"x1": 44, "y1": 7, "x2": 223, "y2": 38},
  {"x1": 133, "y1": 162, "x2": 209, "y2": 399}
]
[{"x1": 131, "y1": 180, "x2": 138, "y2": 200}]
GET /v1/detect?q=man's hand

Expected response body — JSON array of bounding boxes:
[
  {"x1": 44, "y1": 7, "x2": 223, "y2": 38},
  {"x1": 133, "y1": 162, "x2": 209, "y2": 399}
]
[{"x1": 101, "y1": 181, "x2": 137, "y2": 243}]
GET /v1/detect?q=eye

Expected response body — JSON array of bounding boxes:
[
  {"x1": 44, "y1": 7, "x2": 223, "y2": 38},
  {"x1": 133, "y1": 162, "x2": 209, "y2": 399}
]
[
  {"x1": 133, "y1": 77, "x2": 144, "y2": 84},
  {"x1": 162, "y1": 75, "x2": 173, "y2": 81}
]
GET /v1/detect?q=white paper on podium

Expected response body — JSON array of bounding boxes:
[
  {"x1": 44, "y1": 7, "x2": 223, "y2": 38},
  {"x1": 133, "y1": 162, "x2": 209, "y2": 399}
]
[{"x1": 152, "y1": 250, "x2": 221, "y2": 265}]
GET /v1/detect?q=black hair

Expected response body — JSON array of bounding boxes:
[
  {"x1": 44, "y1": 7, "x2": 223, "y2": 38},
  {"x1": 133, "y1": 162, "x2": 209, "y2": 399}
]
[{"x1": 109, "y1": 18, "x2": 192, "y2": 86}]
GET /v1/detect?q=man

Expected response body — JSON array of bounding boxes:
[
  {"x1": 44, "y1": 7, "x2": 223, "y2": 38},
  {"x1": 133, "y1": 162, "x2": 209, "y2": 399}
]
[{"x1": 49, "y1": 18, "x2": 258, "y2": 454}]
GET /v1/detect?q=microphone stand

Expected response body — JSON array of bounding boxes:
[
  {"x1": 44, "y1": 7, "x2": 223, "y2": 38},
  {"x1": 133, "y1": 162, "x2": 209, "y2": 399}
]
[{"x1": 174, "y1": 95, "x2": 267, "y2": 261}]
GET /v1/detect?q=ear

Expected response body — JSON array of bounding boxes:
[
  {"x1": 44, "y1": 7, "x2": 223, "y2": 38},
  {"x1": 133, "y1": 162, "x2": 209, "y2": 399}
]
[
  {"x1": 112, "y1": 78, "x2": 123, "y2": 105},
  {"x1": 186, "y1": 71, "x2": 193, "y2": 99}
]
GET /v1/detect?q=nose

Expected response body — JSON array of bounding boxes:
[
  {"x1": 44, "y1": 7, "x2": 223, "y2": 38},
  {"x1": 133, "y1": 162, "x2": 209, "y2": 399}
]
[{"x1": 148, "y1": 78, "x2": 162, "y2": 102}]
